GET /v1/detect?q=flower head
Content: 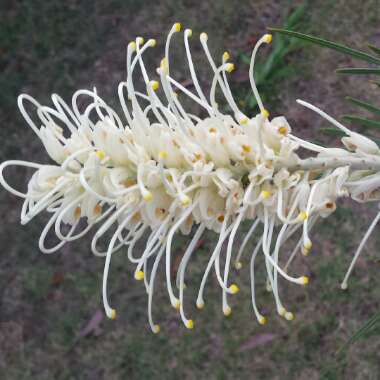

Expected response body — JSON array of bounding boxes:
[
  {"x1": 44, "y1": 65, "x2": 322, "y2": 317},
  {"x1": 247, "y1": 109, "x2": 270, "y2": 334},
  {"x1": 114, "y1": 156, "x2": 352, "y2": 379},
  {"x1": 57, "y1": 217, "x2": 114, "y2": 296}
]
[{"x1": 2, "y1": 24, "x2": 380, "y2": 333}]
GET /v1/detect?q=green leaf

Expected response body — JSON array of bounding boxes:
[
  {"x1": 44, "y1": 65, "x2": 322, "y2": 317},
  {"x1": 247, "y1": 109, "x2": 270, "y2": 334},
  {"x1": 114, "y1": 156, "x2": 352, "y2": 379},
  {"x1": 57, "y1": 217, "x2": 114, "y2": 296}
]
[
  {"x1": 240, "y1": 53, "x2": 251, "y2": 65},
  {"x1": 345, "y1": 97, "x2": 380, "y2": 116},
  {"x1": 267, "y1": 28, "x2": 380, "y2": 65},
  {"x1": 337, "y1": 311, "x2": 380, "y2": 355},
  {"x1": 368, "y1": 44, "x2": 380, "y2": 56},
  {"x1": 336, "y1": 68, "x2": 380, "y2": 75},
  {"x1": 320, "y1": 127, "x2": 345, "y2": 136},
  {"x1": 247, "y1": 94, "x2": 258, "y2": 108},
  {"x1": 269, "y1": 66, "x2": 298, "y2": 82},
  {"x1": 342, "y1": 115, "x2": 380, "y2": 129},
  {"x1": 283, "y1": 3, "x2": 307, "y2": 29}
]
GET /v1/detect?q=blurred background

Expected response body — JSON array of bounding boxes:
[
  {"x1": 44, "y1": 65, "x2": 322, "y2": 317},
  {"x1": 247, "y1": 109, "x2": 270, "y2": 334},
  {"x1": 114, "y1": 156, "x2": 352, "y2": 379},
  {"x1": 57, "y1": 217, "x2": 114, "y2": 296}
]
[{"x1": 1, "y1": 0, "x2": 380, "y2": 379}]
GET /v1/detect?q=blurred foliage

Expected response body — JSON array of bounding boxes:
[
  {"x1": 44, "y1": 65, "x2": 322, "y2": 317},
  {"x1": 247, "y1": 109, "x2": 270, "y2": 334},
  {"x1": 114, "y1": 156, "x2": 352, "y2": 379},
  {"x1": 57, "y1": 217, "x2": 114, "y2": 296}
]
[{"x1": 269, "y1": 27, "x2": 380, "y2": 139}]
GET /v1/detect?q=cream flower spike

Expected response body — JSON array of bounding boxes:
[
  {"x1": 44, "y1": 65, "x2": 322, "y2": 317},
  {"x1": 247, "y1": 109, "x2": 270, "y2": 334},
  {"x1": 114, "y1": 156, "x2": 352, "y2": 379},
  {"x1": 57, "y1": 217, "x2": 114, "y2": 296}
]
[{"x1": 2, "y1": 24, "x2": 380, "y2": 333}]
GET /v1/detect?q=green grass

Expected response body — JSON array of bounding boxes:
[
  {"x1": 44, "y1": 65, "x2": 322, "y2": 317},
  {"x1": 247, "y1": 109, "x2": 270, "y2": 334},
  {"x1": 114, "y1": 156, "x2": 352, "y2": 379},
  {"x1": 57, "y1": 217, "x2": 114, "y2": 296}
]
[{"x1": 1, "y1": 0, "x2": 380, "y2": 379}]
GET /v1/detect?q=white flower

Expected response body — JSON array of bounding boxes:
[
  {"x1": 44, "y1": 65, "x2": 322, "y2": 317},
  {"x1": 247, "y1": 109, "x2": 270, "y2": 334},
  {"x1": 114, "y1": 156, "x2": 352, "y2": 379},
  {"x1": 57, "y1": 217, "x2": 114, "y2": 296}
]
[
  {"x1": 342, "y1": 132, "x2": 380, "y2": 155},
  {"x1": 1, "y1": 23, "x2": 380, "y2": 333}
]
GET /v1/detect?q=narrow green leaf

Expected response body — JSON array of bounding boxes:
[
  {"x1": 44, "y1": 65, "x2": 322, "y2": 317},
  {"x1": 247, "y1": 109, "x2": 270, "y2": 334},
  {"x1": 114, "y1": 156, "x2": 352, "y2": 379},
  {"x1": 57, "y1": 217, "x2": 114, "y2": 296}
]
[
  {"x1": 342, "y1": 115, "x2": 380, "y2": 129},
  {"x1": 267, "y1": 28, "x2": 380, "y2": 65},
  {"x1": 346, "y1": 97, "x2": 380, "y2": 116},
  {"x1": 320, "y1": 127, "x2": 345, "y2": 136},
  {"x1": 337, "y1": 311, "x2": 380, "y2": 355},
  {"x1": 311, "y1": 139, "x2": 326, "y2": 148},
  {"x1": 368, "y1": 44, "x2": 380, "y2": 56},
  {"x1": 336, "y1": 68, "x2": 380, "y2": 75}
]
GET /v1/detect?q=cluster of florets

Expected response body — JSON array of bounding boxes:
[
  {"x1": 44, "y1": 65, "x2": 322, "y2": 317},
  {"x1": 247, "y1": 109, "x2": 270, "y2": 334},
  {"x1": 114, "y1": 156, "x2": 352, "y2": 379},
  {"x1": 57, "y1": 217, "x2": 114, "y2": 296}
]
[{"x1": 2, "y1": 23, "x2": 380, "y2": 333}]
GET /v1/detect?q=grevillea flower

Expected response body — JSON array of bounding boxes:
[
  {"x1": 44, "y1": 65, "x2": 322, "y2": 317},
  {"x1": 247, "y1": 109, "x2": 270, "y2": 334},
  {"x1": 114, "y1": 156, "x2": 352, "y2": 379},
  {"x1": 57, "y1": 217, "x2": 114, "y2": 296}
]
[{"x1": 2, "y1": 23, "x2": 380, "y2": 333}]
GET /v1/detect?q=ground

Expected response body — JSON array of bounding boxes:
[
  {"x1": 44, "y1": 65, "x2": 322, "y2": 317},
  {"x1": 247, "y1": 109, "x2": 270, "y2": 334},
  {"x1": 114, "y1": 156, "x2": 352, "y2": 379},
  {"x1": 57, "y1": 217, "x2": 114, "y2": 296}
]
[{"x1": 1, "y1": 1, "x2": 380, "y2": 379}]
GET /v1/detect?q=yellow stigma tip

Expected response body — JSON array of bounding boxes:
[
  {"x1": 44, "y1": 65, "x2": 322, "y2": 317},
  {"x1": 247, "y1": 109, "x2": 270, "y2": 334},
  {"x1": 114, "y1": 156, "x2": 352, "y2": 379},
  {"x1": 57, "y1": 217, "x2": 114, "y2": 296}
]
[
  {"x1": 129, "y1": 41, "x2": 136, "y2": 51},
  {"x1": 136, "y1": 36, "x2": 144, "y2": 45},
  {"x1": 174, "y1": 22, "x2": 181, "y2": 32},
  {"x1": 258, "y1": 316, "x2": 267, "y2": 325},
  {"x1": 278, "y1": 126, "x2": 288, "y2": 135},
  {"x1": 240, "y1": 117, "x2": 249, "y2": 125},
  {"x1": 225, "y1": 63, "x2": 235, "y2": 73},
  {"x1": 242, "y1": 144, "x2": 251, "y2": 153},
  {"x1": 196, "y1": 301, "x2": 205, "y2": 310},
  {"x1": 223, "y1": 51, "x2": 230, "y2": 61},
  {"x1": 135, "y1": 270, "x2": 144, "y2": 281},
  {"x1": 304, "y1": 240, "x2": 312, "y2": 250},
  {"x1": 261, "y1": 109, "x2": 270, "y2": 118},
  {"x1": 261, "y1": 190, "x2": 271, "y2": 199},
  {"x1": 301, "y1": 276, "x2": 310, "y2": 285},
  {"x1": 263, "y1": 34, "x2": 273, "y2": 44},
  {"x1": 109, "y1": 309, "x2": 116, "y2": 320},
  {"x1": 298, "y1": 211, "x2": 308, "y2": 221},
  {"x1": 181, "y1": 195, "x2": 191, "y2": 207},
  {"x1": 235, "y1": 261, "x2": 242, "y2": 270},
  {"x1": 160, "y1": 57, "x2": 168, "y2": 70},
  {"x1": 153, "y1": 324, "x2": 160, "y2": 334},
  {"x1": 158, "y1": 150, "x2": 168, "y2": 159},
  {"x1": 149, "y1": 39, "x2": 157, "y2": 47},
  {"x1": 143, "y1": 191, "x2": 153, "y2": 201},
  {"x1": 278, "y1": 307, "x2": 286, "y2": 317},
  {"x1": 223, "y1": 307, "x2": 232, "y2": 317},
  {"x1": 229, "y1": 284, "x2": 240, "y2": 294},
  {"x1": 185, "y1": 319, "x2": 194, "y2": 329},
  {"x1": 151, "y1": 81, "x2": 160, "y2": 91},
  {"x1": 95, "y1": 150, "x2": 106, "y2": 160},
  {"x1": 186, "y1": 29, "x2": 192, "y2": 37},
  {"x1": 285, "y1": 312, "x2": 295, "y2": 321}
]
